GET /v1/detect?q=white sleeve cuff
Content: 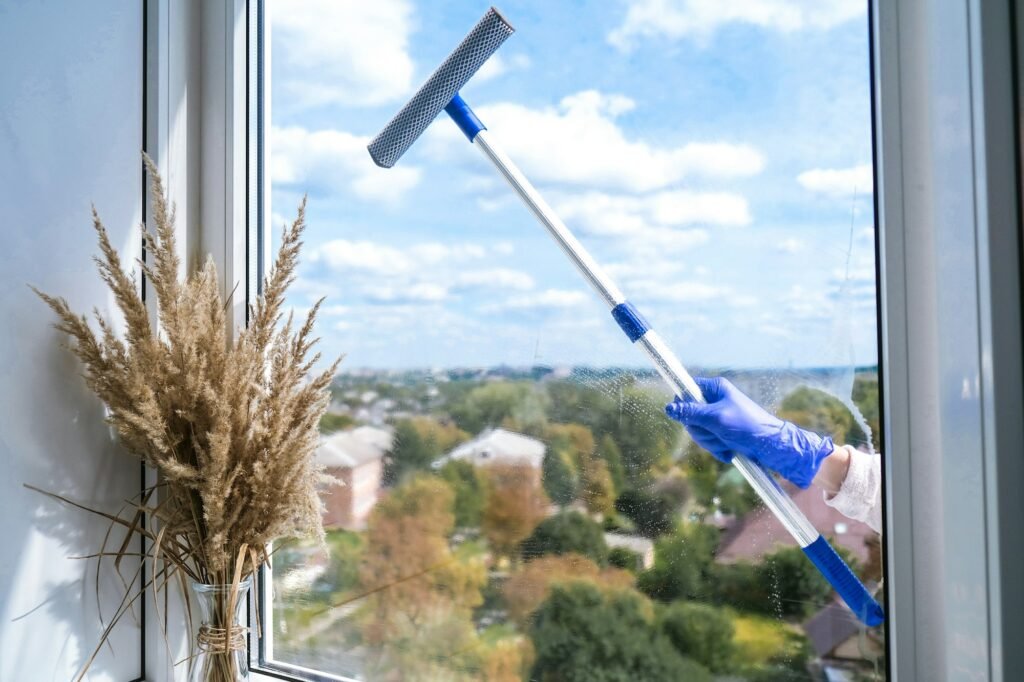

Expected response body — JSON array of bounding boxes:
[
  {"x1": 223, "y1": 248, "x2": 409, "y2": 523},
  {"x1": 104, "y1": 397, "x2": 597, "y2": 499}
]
[{"x1": 823, "y1": 445, "x2": 882, "y2": 533}]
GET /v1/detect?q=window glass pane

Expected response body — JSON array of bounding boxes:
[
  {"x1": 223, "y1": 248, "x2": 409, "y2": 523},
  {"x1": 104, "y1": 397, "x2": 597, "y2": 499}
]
[{"x1": 265, "y1": 1, "x2": 885, "y2": 680}]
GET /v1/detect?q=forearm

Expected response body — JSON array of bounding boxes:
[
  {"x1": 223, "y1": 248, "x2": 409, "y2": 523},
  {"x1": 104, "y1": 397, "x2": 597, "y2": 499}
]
[
  {"x1": 813, "y1": 444, "x2": 851, "y2": 495},
  {"x1": 815, "y1": 444, "x2": 883, "y2": 533}
]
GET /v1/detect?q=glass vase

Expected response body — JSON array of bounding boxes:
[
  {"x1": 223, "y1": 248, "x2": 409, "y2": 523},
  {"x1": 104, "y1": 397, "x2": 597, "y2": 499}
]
[{"x1": 189, "y1": 577, "x2": 252, "y2": 682}]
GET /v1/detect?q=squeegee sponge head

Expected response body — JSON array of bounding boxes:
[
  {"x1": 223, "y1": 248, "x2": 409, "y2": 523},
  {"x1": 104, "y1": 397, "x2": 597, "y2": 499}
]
[{"x1": 367, "y1": 8, "x2": 513, "y2": 168}]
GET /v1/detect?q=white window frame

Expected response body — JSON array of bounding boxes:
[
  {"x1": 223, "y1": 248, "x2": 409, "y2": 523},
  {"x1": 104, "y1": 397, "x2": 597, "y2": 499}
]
[
  {"x1": 875, "y1": 0, "x2": 1024, "y2": 679},
  {"x1": 143, "y1": 0, "x2": 1024, "y2": 679}
]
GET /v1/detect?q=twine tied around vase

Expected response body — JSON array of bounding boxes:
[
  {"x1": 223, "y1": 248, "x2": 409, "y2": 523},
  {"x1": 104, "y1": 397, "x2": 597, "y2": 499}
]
[{"x1": 196, "y1": 623, "x2": 248, "y2": 654}]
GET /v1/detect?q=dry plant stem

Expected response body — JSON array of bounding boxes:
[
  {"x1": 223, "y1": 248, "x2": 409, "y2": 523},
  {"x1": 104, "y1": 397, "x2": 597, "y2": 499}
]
[{"x1": 31, "y1": 154, "x2": 338, "y2": 681}]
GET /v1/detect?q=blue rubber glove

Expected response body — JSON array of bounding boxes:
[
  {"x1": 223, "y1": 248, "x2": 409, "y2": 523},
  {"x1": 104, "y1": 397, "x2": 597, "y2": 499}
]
[{"x1": 665, "y1": 376, "x2": 834, "y2": 489}]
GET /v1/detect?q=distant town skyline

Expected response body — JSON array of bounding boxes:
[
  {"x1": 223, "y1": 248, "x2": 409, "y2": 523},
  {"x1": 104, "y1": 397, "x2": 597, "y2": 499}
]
[{"x1": 269, "y1": 0, "x2": 877, "y2": 371}]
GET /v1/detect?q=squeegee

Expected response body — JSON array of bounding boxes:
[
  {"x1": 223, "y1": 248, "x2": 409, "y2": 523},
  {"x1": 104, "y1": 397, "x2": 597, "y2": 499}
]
[{"x1": 367, "y1": 7, "x2": 884, "y2": 627}]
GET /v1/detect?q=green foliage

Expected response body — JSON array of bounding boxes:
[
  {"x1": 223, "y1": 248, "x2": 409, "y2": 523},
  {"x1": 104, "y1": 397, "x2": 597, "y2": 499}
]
[
  {"x1": 606, "y1": 386, "x2": 676, "y2": 483},
  {"x1": 581, "y1": 455, "x2": 617, "y2": 515},
  {"x1": 385, "y1": 417, "x2": 468, "y2": 485},
  {"x1": 779, "y1": 386, "x2": 868, "y2": 450},
  {"x1": 637, "y1": 524, "x2": 717, "y2": 602},
  {"x1": 319, "y1": 412, "x2": 355, "y2": 433},
  {"x1": 521, "y1": 511, "x2": 609, "y2": 566},
  {"x1": 542, "y1": 449, "x2": 579, "y2": 507},
  {"x1": 544, "y1": 380, "x2": 674, "y2": 484},
  {"x1": 596, "y1": 434, "x2": 626, "y2": 492},
  {"x1": 608, "y1": 546, "x2": 641, "y2": 572},
  {"x1": 759, "y1": 545, "x2": 834, "y2": 618},
  {"x1": 681, "y1": 444, "x2": 722, "y2": 509},
  {"x1": 529, "y1": 582, "x2": 712, "y2": 682},
  {"x1": 852, "y1": 373, "x2": 880, "y2": 450},
  {"x1": 545, "y1": 380, "x2": 618, "y2": 434},
  {"x1": 715, "y1": 470, "x2": 761, "y2": 516},
  {"x1": 731, "y1": 613, "x2": 814, "y2": 678},
  {"x1": 709, "y1": 562, "x2": 770, "y2": 614},
  {"x1": 615, "y1": 488, "x2": 678, "y2": 538},
  {"x1": 659, "y1": 602, "x2": 736, "y2": 673},
  {"x1": 653, "y1": 472, "x2": 690, "y2": 509},
  {"x1": 711, "y1": 543, "x2": 856, "y2": 618},
  {"x1": 448, "y1": 381, "x2": 550, "y2": 435},
  {"x1": 313, "y1": 530, "x2": 364, "y2": 598},
  {"x1": 439, "y1": 460, "x2": 486, "y2": 528}
]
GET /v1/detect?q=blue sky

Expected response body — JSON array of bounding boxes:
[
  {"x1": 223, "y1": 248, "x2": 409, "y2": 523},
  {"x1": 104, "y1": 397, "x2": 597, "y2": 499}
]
[{"x1": 268, "y1": 0, "x2": 876, "y2": 371}]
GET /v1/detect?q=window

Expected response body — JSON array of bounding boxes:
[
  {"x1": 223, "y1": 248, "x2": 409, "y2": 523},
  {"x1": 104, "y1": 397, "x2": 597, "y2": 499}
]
[{"x1": 256, "y1": 1, "x2": 886, "y2": 680}]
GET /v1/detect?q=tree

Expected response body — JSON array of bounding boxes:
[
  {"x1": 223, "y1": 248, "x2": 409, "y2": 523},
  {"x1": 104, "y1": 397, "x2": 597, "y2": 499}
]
[
  {"x1": 596, "y1": 434, "x2": 626, "y2": 493},
  {"x1": 660, "y1": 602, "x2": 736, "y2": 674},
  {"x1": 682, "y1": 442, "x2": 723, "y2": 509},
  {"x1": 502, "y1": 553, "x2": 633, "y2": 627},
  {"x1": 759, "y1": 545, "x2": 838, "y2": 618},
  {"x1": 542, "y1": 449, "x2": 578, "y2": 507},
  {"x1": 529, "y1": 582, "x2": 712, "y2": 682},
  {"x1": 385, "y1": 417, "x2": 469, "y2": 485},
  {"x1": 358, "y1": 476, "x2": 487, "y2": 679},
  {"x1": 544, "y1": 422, "x2": 596, "y2": 468},
  {"x1": 520, "y1": 511, "x2": 609, "y2": 565},
  {"x1": 581, "y1": 455, "x2": 616, "y2": 516},
  {"x1": 601, "y1": 385, "x2": 676, "y2": 484},
  {"x1": 778, "y1": 386, "x2": 868, "y2": 451},
  {"x1": 852, "y1": 374, "x2": 880, "y2": 450},
  {"x1": 545, "y1": 380, "x2": 618, "y2": 434},
  {"x1": 608, "y1": 546, "x2": 641, "y2": 572},
  {"x1": 449, "y1": 381, "x2": 550, "y2": 434},
  {"x1": 615, "y1": 488, "x2": 678, "y2": 538},
  {"x1": 481, "y1": 463, "x2": 548, "y2": 560},
  {"x1": 709, "y1": 562, "x2": 770, "y2": 614},
  {"x1": 439, "y1": 459, "x2": 485, "y2": 528},
  {"x1": 313, "y1": 530, "x2": 364, "y2": 598},
  {"x1": 637, "y1": 524, "x2": 717, "y2": 602},
  {"x1": 319, "y1": 412, "x2": 355, "y2": 433}
]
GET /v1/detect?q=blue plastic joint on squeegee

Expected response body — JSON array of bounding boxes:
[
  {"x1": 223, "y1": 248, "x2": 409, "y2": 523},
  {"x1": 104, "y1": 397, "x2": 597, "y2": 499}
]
[
  {"x1": 445, "y1": 94, "x2": 486, "y2": 142},
  {"x1": 611, "y1": 301, "x2": 651, "y2": 342}
]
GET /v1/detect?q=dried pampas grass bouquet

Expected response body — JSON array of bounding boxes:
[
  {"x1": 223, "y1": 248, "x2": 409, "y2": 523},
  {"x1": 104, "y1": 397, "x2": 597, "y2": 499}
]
[{"x1": 32, "y1": 155, "x2": 337, "y2": 681}]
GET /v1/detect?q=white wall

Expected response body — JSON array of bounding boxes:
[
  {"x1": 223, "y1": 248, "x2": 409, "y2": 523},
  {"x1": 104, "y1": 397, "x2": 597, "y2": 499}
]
[{"x1": 0, "y1": 2, "x2": 144, "y2": 680}]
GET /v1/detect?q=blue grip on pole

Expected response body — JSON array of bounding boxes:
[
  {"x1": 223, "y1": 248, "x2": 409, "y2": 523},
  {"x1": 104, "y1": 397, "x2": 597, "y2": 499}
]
[
  {"x1": 611, "y1": 301, "x2": 650, "y2": 342},
  {"x1": 445, "y1": 94, "x2": 486, "y2": 142},
  {"x1": 802, "y1": 534, "x2": 885, "y2": 626}
]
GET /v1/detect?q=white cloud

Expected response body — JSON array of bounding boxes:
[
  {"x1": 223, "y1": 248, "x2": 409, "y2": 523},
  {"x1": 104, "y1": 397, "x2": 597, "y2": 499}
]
[
  {"x1": 556, "y1": 190, "x2": 750, "y2": 237},
  {"x1": 431, "y1": 90, "x2": 763, "y2": 192},
  {"x1": 484, "y1": 289, "x2": 590, "y2": 312},
  {"x1": 362, "y1": 282, "x2": 450, "y2": 303},
  {"x1": 456, "y1": 268, "x2": 535, "y2": 291},
  {"x1": 797, "y1": 164, "x2": 873, "y2": 199},
  {"x1": 272, "y1": 125, "x2": 421, "y2": 201},
  {"x1": 474, "y1": 53, "x2": 532, "y2": 83},
  {"x1": 303, "y1": 240, "x2": 536, "y2": 309},
  {"x1": 319, "y1": 305, "x2": 352, "y2": 317},
  {"x1": 308, "y1": 239, "x2": 490, "y2": 276},
  {"x1": 609, "y1": 0, "x2": 866, "y2": 49},
  {"x1": 309, "y1": 239, "x2": 412, "y2": 276},
  {"x1": 269, "y1": 0, "x2": 415, "y2": 108},
  {"x1": 777, "y1": 237, "x2": 806, "y2": 253},
  {"x1": 626, "y1": 277, "x2": 758, "y2": 309}
]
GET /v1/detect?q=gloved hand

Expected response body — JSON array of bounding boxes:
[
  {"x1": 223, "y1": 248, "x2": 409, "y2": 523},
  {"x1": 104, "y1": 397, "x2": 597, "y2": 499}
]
[{"x1": 665, "y1": 376, "x2": 834, "y2": 489}]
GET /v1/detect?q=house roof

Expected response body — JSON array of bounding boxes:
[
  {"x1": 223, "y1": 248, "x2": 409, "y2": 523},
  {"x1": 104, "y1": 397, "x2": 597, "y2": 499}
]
[
  {"x1": 316, "y1": 426, "x2": 393, "y2": 469},
  {"x1": 440, "y1": 427, "x2": 546, "y2": 469},
  {"x1": 803, "y1": 598, "x2": 868, "y2": 658},
  {"x1": 715, "y1": 481, "x2": 874, "y2": 565}
]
